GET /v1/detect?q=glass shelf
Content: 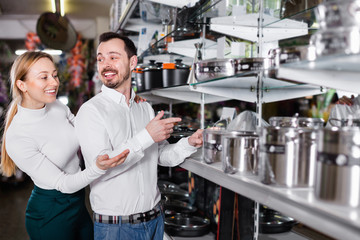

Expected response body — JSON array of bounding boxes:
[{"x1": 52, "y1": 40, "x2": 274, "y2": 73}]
[
  {"x1": 277, "y1": 54, "x2": 360, "y2": 94},
  {"x1": 262, "y1": 4, "x2": 319, "y2": 30},
  {"x1": 189, "y1": 74, "x2": 323, "y2": 103}
]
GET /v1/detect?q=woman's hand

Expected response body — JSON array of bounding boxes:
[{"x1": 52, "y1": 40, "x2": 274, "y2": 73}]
[
  {"x1": 134, "y1": 95, "x2": 146, "y2": 103},
  {"x1": 96, "y1": 149, "x2": 130, "y2": 170},
  {"x1": 336, "y1": 95, "x2": 354, "y2": 106}
]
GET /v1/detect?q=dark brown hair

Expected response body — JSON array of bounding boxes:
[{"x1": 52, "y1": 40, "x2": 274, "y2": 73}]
[{"x1": 99, "y1": 32, "x2": 137, "y2": 59}]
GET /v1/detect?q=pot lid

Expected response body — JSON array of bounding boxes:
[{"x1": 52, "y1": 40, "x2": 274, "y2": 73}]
[
  {"x1": 175, "y1": 59, "x2": 190, "y2": 69},
  {"x1": 143, "y1": 60, "x2": 162, "y2": 71},
  {"x1": 36, "y1": 12, "x2": 77, "y2": 51}
]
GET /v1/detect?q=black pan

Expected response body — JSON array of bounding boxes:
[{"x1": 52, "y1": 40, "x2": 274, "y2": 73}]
[{"x1": 165, "y1": 215, "x2": 210, "y2": 237}]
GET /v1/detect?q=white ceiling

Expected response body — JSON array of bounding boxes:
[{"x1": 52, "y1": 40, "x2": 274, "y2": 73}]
[{"x1": 0, "y1": 0, "x2": 114, "y2": 39}]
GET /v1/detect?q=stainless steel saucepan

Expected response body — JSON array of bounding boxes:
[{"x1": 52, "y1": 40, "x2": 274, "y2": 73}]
[{"x1": 221, "y1": 131, "x2": 259, "y2": 175}]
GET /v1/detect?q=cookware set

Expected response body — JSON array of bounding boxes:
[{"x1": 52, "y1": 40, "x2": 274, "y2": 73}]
[
  {"x1": 204, "y1": 113, "x2": 360, "y2": 207},
  {"x1": 133, "y1": 59, "x2": 190, "y2": 92}
]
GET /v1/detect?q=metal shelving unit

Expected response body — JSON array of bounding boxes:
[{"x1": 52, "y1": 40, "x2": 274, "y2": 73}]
[
  {"x1": 138, "y1": 77, "x2": 323, "y2": 105},
  {"x1": 119, "y1": 0, "x2": 360, "y2": 239}
]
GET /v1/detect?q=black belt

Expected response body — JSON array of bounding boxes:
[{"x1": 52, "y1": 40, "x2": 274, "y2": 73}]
[{"x1": 93, "y1": 202, "x2": 162, "y2": 224}]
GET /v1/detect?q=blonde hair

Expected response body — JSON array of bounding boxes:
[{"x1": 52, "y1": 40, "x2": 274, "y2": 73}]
[{"x1": 1, "y1": 51, "x2": 53, "y2": 176}]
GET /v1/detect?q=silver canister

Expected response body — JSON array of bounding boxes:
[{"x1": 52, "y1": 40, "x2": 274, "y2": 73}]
[
  {"x1": 259, "y1": 126, "x2": 299, "y2": 187},
  {"x1": 221, "y1": 131, "x2": 259, "y2": 175},
  {"x1": 315, "y1": 127, "x2": 360, "y2": 207},
  {"x1": 315, "y1": 0, "x2": 360, "y2": 30},
  {"x1": 259, "y1": 126, "x2": 320, "y2": 187},
  {"x1": 297, "y1": 128, "x2": 319, "y2": 187},
  {"x1": 203, "y1": 128, "x2": 224, "y2": 164},
  {"x1": 269, "y1": 116, "x2": 324, "y2": 128}
]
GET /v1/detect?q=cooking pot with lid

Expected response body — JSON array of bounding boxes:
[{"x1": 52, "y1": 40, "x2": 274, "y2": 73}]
[
  {"x1": 310, "y1": 26, "x2": 360, "y2": 58},
  {"x1": 260, "y1": 126, "x2": 312, "y2": 187},
  {"x1": 143, "y1": 60, "x2": 163, "y2": 91},
  {"x1": 269, "y1": 116, "x2": 324, "y2": 128},
  {"x1": 203, "y1": 128, "x2": 225, "y2": 164},
  {"x1": 315, "y1": 127, "x2": 360, "y2": 207},
  {"x1": 194, "y1": 58, "x2": 236, "y2": 82},
  {"x1": 133, "y1": 65, "x2": 145, "y2": 92},
  {"x1": 315, "y1": 0, "x2": 360, "y2": 30},
  {"x1": 162, "y1": 59, "x2": 190, "y2": 87},
  {"x1": 222, "y1": 131, "x2": 259, "y2": 175},
  {"x1": 268, "y1": 45, "x2": 317, "y2": 68},
  {"x1": 328, "y1": 118, "x2": 360, "y2": 127}
]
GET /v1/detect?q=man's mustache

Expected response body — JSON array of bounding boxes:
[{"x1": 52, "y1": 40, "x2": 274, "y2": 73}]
[{"x1": 101, "y1": 68, "x2": 118, "y2": 75}]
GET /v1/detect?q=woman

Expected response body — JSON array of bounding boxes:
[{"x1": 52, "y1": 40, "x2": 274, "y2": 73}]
[{"x1": 0, "y1": 51, "x2": 129, "y2": 240}]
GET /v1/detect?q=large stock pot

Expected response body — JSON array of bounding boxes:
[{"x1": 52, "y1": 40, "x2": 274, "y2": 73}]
[
  {"x1": 203, "y1": 128, "x2": 224, "y2": 164},
  {"x1": 259, "y1": 125, "x2": 320, "y2": 187},
  {"x1": 221, "y1": 131, "x2": 259, "y2": 175},
  {"x1": 315, "y1": 127, "x2": 360, "y2": 207}
]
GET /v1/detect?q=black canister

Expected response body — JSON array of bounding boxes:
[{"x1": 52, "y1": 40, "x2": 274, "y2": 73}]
[
  {"x1": 162, "y1": 59, "x2": 190, "y2": 88},
  {"x1": 162, "y1": 62, "x2": 176, "y2": 88},
  {"x1": 174, "y1": 59, "x2": 190, "y2": 86},
  {"x1": 143, "y1": 60, "x2": 163, "y2": 91}
]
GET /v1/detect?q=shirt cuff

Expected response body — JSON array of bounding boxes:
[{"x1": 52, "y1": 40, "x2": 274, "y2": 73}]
[
  {"x1": 134, "y1": 128, "x2": 154, "y2": 151},
  {"x1": 90, "y1": 163, "x2": 107, "y2": 175},
  {"x1": 177, "y1": 137, "x2": 198, "y2": 152}
]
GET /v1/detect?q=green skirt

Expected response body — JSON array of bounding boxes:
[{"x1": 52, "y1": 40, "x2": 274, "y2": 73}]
[{"x1": 25, "y1": 185, "x2": 93, "y2": 240}]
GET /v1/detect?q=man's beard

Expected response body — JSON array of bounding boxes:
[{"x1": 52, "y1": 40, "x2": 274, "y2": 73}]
[{"x1": 103, "y1": 69, "x2": 130, "y2": 89}]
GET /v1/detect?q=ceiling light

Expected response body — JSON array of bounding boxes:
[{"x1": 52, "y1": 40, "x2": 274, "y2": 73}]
[
  {"x1": 60, "y1": 0, "x2": 65, "y2": 16},
  {"x1": 51, "y1": 0, "x2": 65, "y2": 16},
  {"x1": 51, "y1": 0, "x2": 56, "y2": 13},
  {"x1": 15, "y1": 49, "x2": 63, "y2": 56}
]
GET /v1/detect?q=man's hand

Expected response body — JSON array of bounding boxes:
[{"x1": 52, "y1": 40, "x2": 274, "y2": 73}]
[
  {"x1": 188, "y1": 129, "x2": 204, "y2": 148},
  {"x1": 336, "y1": 95, "x2": 355, "y2": 106},
  {"x1": 146, "y1": 111, "x2": 182, "y2": 143},
  {"x1": 96, "y1": 149, "x2": 130, "y2": 170}
]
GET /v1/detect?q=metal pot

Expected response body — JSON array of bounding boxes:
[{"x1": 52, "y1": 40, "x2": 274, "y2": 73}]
[
  {"x1": 133, "y1": 65, "x2": 145, "y2": 92},
  {"x1": 235, "y1": 57, "x2": 274, "y2": 77},
  {"x1": 203, "y1": 128, "x2": 225, "y2": 164},
  {"x1": 328, "y1": 118, "x2": 360, "y2": 127},
  {"x1": 194, "y1": 58, "x2": 236, "y2": 82},
  {"x1": 269, "y1": 116, "x2": 324, "y2": 128},
  {"x1": 143, "y1": 60, "x2": 163, "y2": 91},
  {"x1": 221, "y1": 131, "x2": 259, "y2": 175},
  {"x1": 315, "y1": 0, "x2": 360, "y2": 30},
  {"x1": 310, "y1": 26, "x2": 360, "y2": 58},
  {"x1": 268, "y1": 45, "x2": 317, "y2": 68},
  {"x1": 297, "y1": 128, "x2": 318, "y2": 187},
  {"x1": 162, "y1": 59, "x2": 190, "y2": 87},
  {"x1": 260, "y1": 126, "x2": 299, "y2": 186},
  {"x1": 315, "y1": 127, "x2": 360, "y2": 207}
]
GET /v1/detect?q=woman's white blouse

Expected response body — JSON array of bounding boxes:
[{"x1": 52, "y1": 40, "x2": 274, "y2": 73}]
[{"x1": 5, "y1": 100, "x2": 105, "y2": 193}]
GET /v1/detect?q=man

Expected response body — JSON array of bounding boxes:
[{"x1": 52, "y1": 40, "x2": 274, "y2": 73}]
[{"x1": 75, "y1": 32, "x2": 203, "y2": 240}]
